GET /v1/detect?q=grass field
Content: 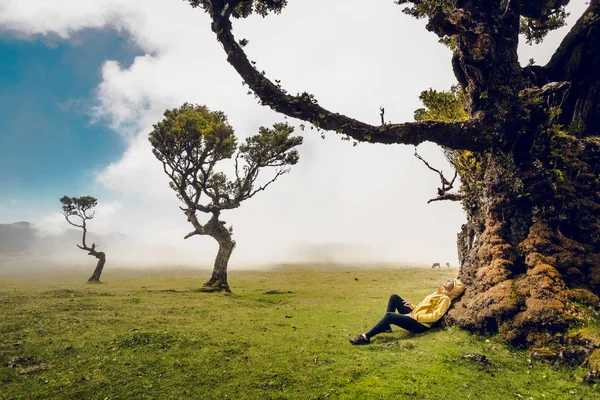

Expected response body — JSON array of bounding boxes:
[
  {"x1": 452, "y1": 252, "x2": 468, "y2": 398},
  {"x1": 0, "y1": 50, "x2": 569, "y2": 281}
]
[{"x1": 0, "y1": 266, "x2": 598, "y2": 399}]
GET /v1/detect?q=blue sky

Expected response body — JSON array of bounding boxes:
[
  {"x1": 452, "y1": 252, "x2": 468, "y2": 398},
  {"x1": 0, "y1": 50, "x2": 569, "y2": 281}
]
[{"x1": 0, "y1": 29, "x2": 140, "y2": 222}]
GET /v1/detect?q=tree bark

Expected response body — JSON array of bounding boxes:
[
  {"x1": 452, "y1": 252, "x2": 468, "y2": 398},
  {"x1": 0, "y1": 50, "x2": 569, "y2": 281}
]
[
  {"x1": 447, "y1": 134, "x2": 600, "y2": 361},
  {"x1": 74, "y1": 220, "x2": 107, "y2": 284},
  {"x1": 442, "y1": 1, "x2": 600, "y2": 359},
  {"x1": 185, "y1": 209, "x2": 234, "y2": 292},
  {"x1": 87, "y1": 251, "x2": 106, "y2": 283},
  {"x1": 204, "y1": 235, "x2": 234, "y2": 292}
]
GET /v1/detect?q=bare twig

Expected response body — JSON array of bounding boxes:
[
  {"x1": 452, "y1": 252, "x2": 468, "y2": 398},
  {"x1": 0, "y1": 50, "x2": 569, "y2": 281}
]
[
  {"x1": 427, "y1": 193, "x2": 466, "y2": 204},
  {"x1": 414, "y1": 147, "x2": 460, "y2": 203}
]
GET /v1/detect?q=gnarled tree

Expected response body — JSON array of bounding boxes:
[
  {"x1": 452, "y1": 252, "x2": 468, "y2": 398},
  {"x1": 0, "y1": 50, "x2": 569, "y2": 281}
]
[
  {"x1": 150, "y1": 103, "x2": 302, "y2": 292},
  {"x1": 186, "y1": 0, "x2": 600, "y2": 359},
  {"x1": 60, "y1": 195, "x2": 106, "y2": 283}
]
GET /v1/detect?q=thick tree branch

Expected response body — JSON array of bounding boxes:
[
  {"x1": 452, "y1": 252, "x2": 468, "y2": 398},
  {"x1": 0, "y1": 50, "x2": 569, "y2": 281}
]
[
  {"x1": 183, "y1": 208, "x2": 207, "y2": 239},
  {"x1": 184, "y1": 231, "x2": 200, "y2": 239},
  {"x1": 543, "y1": 0, "x2": 600, "y2": 132},
  {"x1": 207, "y1": 6, "x2": 492, "y2": 152},
  {"x1": 546, "y1": 0, "x2": 599, "y2": 77}
]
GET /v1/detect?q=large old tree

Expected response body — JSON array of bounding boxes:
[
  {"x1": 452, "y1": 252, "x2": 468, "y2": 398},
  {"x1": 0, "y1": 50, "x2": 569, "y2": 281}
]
[
  {"x1": 186, "y1": 0, "x2": 600, "y2": 358},
  {"x1": 60, "y1": 196, "x2": 107, "y2": 283},
  {"x1": 150, "y1": 103, "x2": 302, "y2": 292}
]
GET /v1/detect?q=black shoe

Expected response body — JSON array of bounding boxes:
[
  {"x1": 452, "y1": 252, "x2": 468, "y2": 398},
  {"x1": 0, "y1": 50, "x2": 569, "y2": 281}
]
[{"x1": 350, "y1": 334, "x2": 370, "y2": 345}]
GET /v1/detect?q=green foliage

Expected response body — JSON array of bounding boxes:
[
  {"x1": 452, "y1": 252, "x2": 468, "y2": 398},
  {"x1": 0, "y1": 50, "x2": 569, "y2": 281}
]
[
  {"x1": 567, "y1": 117, "x2": 586, "y2": 137},
  {"x1": 552, "y1": 168, "x2": 564, "y2": 182},
  {"x1": 394, "y1": 0, "x2": 457, "y2": 19},
  {"x1": 150, "y1": 103, "x2": 237, "y2": 168},
  {"x1": 413, "y1": 85, "x2": 468, "y2": 123},
  {"x1": 233, "y1": 0, "x2": 288, "y2": 18},
  {"x1": 149, "y1": 103, "x2": 302, "y2": 210},
  {"x1": 519, "y1": 2, "x2": 569, "y2": 45},
  {"x1": 59, "y1": 196, "x2": 98, "y2": 222},
  {"x1": 1, "y1": 268, "x2": 597, "y2": 399},
  {"x1": 186, "y1": 0, "x2": 288, "y2": 18},
  {"x1": 394, "y1": 0, "x2": 569, "y2": 46},
  {"x1": 439, "y1": 34, "x2": 460, "y2": 51},
  {"x1": 239, "y1": 122, "x2": 302, "y2": 168},
  {"x1": 547, "y1": 105, "x2": 563, "y2": 124}
]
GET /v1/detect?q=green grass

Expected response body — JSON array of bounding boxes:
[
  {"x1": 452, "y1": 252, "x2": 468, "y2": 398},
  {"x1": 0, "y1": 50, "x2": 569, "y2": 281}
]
[{"x1": 0, "y1": 267, "x2": 598, "y2": 399}]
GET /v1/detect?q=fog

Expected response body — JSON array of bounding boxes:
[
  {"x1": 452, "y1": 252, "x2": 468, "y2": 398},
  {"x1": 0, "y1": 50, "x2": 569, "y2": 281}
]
[{"x1": 0, "y1": 220, "x2": 438, "y2": 276}]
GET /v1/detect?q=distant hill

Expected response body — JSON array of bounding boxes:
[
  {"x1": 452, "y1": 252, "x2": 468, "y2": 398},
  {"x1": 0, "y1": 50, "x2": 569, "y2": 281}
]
[
  {"x1": 0, "y1": 222, "x2": 37, "y2": 253},
  {"x1": 0, "y1": 220, "x2": 212, "y2": 272},
  {"x1": 0, "y1": 221, "x2": 130, "y2": 256}
]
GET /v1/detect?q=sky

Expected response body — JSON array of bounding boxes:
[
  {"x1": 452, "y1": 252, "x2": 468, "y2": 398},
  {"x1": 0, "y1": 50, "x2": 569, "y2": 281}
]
[{"x1": 0, "y1": 0, "x2": 589, "y2": 268}]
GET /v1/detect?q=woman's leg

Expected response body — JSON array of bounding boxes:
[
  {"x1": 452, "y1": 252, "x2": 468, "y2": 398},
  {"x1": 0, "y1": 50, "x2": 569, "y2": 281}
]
[
  {"x1": 365, "y1": 312, "x2": 428, "y2": 339},
  {"x1": 386, "y1": 294, "x2": 413, "y2": 314},
  {"x1": 381, "y1": 294, "x2": 414, "y2": 332}
]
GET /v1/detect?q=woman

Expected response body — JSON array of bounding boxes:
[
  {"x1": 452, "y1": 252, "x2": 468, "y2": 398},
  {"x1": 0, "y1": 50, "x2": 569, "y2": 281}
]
[{"x1": 350, "y1": 278, "x2": 464, "y2": 345}]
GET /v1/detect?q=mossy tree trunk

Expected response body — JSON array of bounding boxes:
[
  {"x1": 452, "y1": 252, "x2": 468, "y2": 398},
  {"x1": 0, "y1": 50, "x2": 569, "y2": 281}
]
[
  {"x1": 448, "y1": 145, "x2": 600, "y2": 357},
  {"x1": 444, "y1": 2, "x2": 600, "y2": 357}
]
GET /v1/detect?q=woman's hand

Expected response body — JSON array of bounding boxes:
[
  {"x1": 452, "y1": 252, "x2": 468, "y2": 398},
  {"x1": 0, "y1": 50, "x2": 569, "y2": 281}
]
[{"x1": 403, "y1": 300, "x2": 413, "y2": 309}]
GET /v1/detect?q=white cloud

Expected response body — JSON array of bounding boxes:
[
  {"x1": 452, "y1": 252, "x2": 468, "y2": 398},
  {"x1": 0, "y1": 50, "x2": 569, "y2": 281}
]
[
  {"x1": 1, "y1": 0, "x2": 585, "y2": 267},
  {"x1": 0, "y1": 0, "x2": 126, "y2": 38},
  {"x1": 39, "y1": 211, "x2": 67, "y2": 236},
  {"x1": 38, "y1": 200, "x2": 121, "y2": 236}
]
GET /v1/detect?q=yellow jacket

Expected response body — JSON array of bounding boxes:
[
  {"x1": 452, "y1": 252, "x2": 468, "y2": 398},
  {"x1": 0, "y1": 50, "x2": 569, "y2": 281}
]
[{"x1": 410, "y1": 292, "x2": 451, "y2": 328}]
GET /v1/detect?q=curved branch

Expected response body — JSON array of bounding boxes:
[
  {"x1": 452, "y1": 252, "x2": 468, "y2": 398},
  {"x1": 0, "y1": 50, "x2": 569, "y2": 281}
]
[
  {"x1": 63, "y1": 214, "x2": 83, "y2": 229},
  {"x1": 76, "y1": 242, "x2": 103, "y2": 258},
  {"x1": 246, "y1": 167, "x2": 288, "y2": 199},
  {"x1": 414, "y1": 147, "x2": 460, "y2": 202},
  {"x1": 544, "y1": 0, "x2": 600, "y2": 132},
  {"x1": 207, "y1": 6, "x2": 493, "y2": 152},
  {"x1": 183, "y1": 208, "x2": 207, "y2": 239},
  {"x1": 545, "y1": 0, "x2": 599, "y2": 78}
]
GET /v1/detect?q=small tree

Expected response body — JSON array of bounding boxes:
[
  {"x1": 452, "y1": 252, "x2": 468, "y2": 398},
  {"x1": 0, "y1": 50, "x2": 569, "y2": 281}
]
[
  {"x1": 60, "y1": 195, "x2": 106, "y2": 283},
  {"x1": 150, "y1": 103, "x2": 302, "y2": 292}
]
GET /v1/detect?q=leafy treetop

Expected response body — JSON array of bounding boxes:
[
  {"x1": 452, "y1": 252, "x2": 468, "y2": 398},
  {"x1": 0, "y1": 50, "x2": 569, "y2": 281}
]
[
  {"x1": 187, "y1": 0, "x2": 287, "y2": 18},
  {"x1": 394, "y1": 0, "x2": 569, "y2": 44},
  {"x1": 149, "y1": 103, "x2": 302, "y2": 214},
  {"x1": 60, "y1": 195, "x2": 98, "y2": 228},
  {"x1": 414, "y1": 85, "x2": 468, "y2": 123}
]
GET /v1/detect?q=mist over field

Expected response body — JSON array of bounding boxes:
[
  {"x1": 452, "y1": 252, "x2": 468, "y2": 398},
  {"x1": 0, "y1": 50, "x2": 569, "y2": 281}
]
[{"x1": 0, "y1": 221, "x2": 435, "y2": 275}]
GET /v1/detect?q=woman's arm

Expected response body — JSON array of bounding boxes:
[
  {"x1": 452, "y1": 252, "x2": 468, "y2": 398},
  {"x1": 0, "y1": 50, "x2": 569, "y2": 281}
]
[{"x1": 414, "y1": 297, "x2": 451, "y2": 324}]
